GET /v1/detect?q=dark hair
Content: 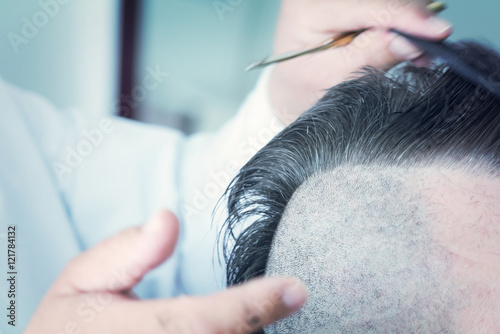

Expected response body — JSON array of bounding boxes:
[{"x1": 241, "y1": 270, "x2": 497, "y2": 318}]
[{"x1": 220, "y1": 41, "x2": 500, "y2": 289}]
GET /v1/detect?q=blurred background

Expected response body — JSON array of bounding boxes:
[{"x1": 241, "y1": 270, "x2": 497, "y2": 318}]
[{"x1": 1, "y1": 0, "x2": 499, "y2": 134}]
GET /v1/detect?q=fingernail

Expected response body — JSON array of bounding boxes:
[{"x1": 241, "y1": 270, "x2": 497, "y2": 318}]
[
  {"x1": 142, "y1": 211, "x2": 165, "y2": 235},
  {"x1": 389, "y1": 36, "x2": 424, "y2": 60},
  {"x1": 425, "y1": 16, "x2": 453, "y2": 35},
  {"x1": 282, "y1": 280, "x2": 307, "y2": 309}
]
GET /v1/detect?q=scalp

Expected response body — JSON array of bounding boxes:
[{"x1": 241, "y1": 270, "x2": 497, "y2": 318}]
[
  {"x1": 422, "y1": 168, "x2": 500, "y2": 273},
  {"x1": 264, "y1": 164, "x2": 500, "y2": 333},
  {"x1": 421, "y1": 168, "x2": 500, "y2": 333}
]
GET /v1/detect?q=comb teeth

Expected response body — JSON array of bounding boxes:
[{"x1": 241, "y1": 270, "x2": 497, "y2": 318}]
[{"x1": 390, "y1": 29, "x2": 500, "y2": 101}]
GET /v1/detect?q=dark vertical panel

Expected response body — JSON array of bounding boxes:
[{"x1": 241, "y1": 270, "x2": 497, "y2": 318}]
[{"x1": 118, "y1": 0, "x2": 142, "y2": 118}]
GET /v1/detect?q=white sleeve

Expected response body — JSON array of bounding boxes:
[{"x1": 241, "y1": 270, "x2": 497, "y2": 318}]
[
  {"x1": 61, "y1": 115, "x2": 186, "y2": 298},
  {"x1": 3, "y1": 78, "x2": 186, "y2": 298},
  {"x1": 1, "y1": 66, "x2": 284, "y2": 301},
  {"x1": 177, "y1": 67, "x2": 286, "y2": 295},
  {"x1": 0, "y1": 76, "x2": 188, "y2": 331}
]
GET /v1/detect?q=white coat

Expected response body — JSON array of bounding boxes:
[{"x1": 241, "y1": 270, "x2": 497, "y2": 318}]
[{"x1": 0, "y1": 69, "x2": 283, "y2": 332}]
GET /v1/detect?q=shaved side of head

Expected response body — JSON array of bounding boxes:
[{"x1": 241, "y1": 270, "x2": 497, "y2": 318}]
[{"x1": 264, "y1": 164, "x2": 500, "y2": 333}]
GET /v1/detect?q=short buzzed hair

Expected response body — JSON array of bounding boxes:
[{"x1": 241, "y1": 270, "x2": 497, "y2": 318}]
[
  {"x1": 266, "y1": 166, "x2": 460, "y2": 333},
  {"x1": 220, "y1": 41, "x2": 500, "y2": 332}
]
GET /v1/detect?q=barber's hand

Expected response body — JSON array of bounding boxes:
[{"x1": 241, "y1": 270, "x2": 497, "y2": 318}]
[
  {"x1": 25, "y1": 210, "x2": 307, "y2": 333},
  {"x1": 269, "y1": 0, "x2": 453, "y2": 124}
]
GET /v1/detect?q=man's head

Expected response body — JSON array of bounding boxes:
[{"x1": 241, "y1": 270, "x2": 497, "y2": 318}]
[{"x1": 221, "y1": 41, "x2": 500, "y2": 333}]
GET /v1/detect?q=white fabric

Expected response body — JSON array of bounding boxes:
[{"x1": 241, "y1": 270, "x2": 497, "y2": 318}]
[{"x1": 0, "y1": 68, "x2": 284, "y2": 332}]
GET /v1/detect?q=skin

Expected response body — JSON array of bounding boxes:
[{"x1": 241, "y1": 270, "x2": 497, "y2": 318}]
[
  {"x1": 421, "y1": 168, "x2": 500, "y2": 332},
  {"x1": 265, "y1": 166, "x2": 500, "y2": 332},
  {"x1": 269, "y1": 0, "x2": 453, "y2": 124},
  {"x1": 26, "y1": 1, "x2": 454, "y2": 332}
]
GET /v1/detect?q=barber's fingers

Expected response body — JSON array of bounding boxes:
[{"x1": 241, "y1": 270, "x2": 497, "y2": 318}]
[
  {"x1": 342, "y1": 28, "x2": 421, "y2": 66},
  {"x1": 302, "y1": 0, "x2": 452, "y2": 39},
  {"x1": 276, "y1": 1, "x2": 452, "y2": 63},
  {"x1": 53, "y1": 210, "x2": 179, "y2": 295},
  {"x1": 337, "y1": 1, "x2": 453, "y2": 61},
  {"x1": 291, "y1": 30, "x2": 414, "y2": 89},
  {"x1": 192, "y1": 277, "x2": 307, "y2": 333},
  {"x1": 273, "y1": 27, "x2": 424, "y2": 114},
  {"x1": 113, "y1": 277, "x2": 307, "y2": 334}
]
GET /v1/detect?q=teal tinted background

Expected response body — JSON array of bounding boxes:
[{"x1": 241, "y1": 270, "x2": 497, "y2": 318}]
[
  {"x1": 442, "y1": 0, "x2": 500, "y2": 47},
  {"x1": 135, "y1": 0, "x2": 280, "y2": 132},
  {"x1": 0, "y1": 0, "x2": 120, "y2": 117}
]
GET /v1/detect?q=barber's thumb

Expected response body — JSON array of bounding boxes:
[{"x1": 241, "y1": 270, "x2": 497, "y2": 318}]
[
  {"x1": 54, "y1": 210, "x2": 179, "y2": 295},
  {"x1": 389, "y1": 35, "x2": 424, "y2": 60},
  {"x1": 188, "y1": 277, "x2": 307, "y2": 333}
]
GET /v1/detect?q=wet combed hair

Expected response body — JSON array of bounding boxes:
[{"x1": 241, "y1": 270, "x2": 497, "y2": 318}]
[{"x1": 220, "y1": 41, "x2": 500, "y2": 291}]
